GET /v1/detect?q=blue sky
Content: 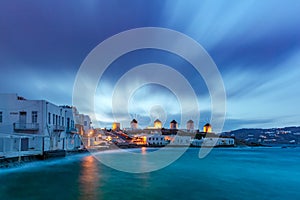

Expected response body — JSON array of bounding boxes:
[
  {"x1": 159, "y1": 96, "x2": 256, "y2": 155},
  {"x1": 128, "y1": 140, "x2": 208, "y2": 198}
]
[{"x1": 0, "y1": 0, "x2": 300, "y2": 131}]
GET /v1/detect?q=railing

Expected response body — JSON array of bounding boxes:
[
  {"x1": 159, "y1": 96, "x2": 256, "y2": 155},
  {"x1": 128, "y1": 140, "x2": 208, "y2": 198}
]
[
  {"x1": 13, "y1": 123, "x2": 39, "y2": 131},
  {"x1": 53, "y1": 125, "x2": 65, "y2": 132},
  {"x1": 66, "y1": 127, "x2": 78, "y2": 134}
]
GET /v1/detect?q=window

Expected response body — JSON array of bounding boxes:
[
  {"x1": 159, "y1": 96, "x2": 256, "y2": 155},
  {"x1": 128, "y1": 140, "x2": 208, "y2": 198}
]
[
  {"x1": 48, "y1": 112, "x2": 51, "y2": 124},
  {"x1": 84, "y1": 121, "x2": 87, "y2": 126},
  {"x1": 32, "y1": 111, "x2": 38, "y2": 123},
  {"x1": 67, "y1": 118, "x2": 70, "y2": 129},
  {"x1": 19, "y1": 112, "x2": 26, "y2": 124},
  {"x1": 62, "y1": 117, "x2": 64, "y2": 126},
  {"x1": 0, "y1": 111, "x2": 2, "y2": 123},
  {"x1": 52, "y1": 114, "x2": 55, "y2": 124},
  {"x1": 59, "y1": 116, "x2": 61, "y2": 125}
]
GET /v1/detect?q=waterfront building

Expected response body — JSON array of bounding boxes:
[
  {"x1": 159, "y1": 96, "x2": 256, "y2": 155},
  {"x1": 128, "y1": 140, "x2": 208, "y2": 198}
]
[
  {"x1": 83, "y1": 115, "x2": 92, "y2": 133},
  {"x1": 203, "y1": 123, "x2": 212, "y2": 133},
  {"x1": 147, "y1": 134, "x2": 167, "y2": 146},
  {"x1": 130, "y1": 134, "x2": 147, "y2": 145},
  {"x1": 60, "y1": 106, "x2": 82, "y2": 150},
  {"x1": 203, "y1": 138, "x2": 234, "y2": 147},
  {"x1": 168, "y1": 135, "x2": 191, "y2": 146},
  {"x1": 186, "y1": 120, "x2": 194, "y2": 131},
  {"x1": 0, "y1": 94, "x2": 83, "y2": 158},
  {"x1": 74, "y1": 110, "x2": 92, "y2": 135},
  {"x1": 190, "y1": 138, "x2": 234, "y2": 147},
  {"x1": 74, "y1": 113, "x2": 85, "y2": 135},
  {"x1": 190, "y1": 139, "x2": 203, "y2": 146},
  {"x1": 130, "y1": 119, "x2": 138, "y2": 129},
  {"x1": 170, "y1": 120, "x2": 178, "y2": 129},
  {"x1": 73, "y1": 109, "x2": 94, "y2": 147},
  {"x1": 154, "y1": 119, "x2": 162, "y2": 128}
]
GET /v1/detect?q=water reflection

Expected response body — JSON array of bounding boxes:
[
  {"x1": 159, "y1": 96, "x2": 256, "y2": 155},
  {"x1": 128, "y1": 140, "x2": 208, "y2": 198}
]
[
  {"x1": 141, "y1": 147, "x2": 147, "y2": 155},
  {"x1": 79, "y1": 156, "x2": 100, "y2": 200}
]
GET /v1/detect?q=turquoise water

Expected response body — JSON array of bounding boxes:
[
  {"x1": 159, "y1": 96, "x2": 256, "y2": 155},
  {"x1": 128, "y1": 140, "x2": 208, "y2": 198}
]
[{"x1": 0, "y1": 147, "x2": 300, "y2": 200}]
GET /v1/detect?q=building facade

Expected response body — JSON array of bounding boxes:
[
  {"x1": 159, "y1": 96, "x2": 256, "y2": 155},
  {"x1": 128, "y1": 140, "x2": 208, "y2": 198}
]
[
  {"x1": 147, "y1": 134, "x2": 167, "y2": 146},
  {"x1": 0, "y1": 94, "x2": 83, "y2": 158}
]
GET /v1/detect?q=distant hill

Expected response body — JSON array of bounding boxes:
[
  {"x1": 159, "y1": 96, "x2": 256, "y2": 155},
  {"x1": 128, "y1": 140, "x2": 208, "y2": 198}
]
[{"x1": 221, "y1": 126, "x2": 300, "y2": 145}]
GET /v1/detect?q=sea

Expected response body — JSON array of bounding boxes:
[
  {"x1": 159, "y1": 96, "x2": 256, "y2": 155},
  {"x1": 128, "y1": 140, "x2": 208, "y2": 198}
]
[{"x1": 0, "y1": 147, "x2": 300, "y2": 200}]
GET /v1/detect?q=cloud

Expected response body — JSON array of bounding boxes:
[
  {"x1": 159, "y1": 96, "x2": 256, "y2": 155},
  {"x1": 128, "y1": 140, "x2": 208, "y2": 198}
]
[
  {"x1": 0, "y1": 64, "x2": 75, "y2": 105},
  {"x1": 223, "y1": 50, "x2": 300, "y2": 130},
  {"x1": 1, "y1": 0, "x2": 300, "y2": 131}
]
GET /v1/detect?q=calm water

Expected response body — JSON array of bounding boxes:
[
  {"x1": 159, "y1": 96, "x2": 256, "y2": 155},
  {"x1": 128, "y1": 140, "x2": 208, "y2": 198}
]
[{"x1": 0, "y1": 147, "x2": 300, "y2": 200}]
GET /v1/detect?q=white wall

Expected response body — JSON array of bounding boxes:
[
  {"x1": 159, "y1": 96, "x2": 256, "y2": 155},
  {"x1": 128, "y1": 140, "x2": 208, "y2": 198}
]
[
  {"x1": 170, "y1": 136, "x2": 191, "y2": 146},
  {"x1": 147, "y1": 134, "x2": 167, "y2": 146},
  {"x1": 0, "y1": 94, "x2": 82, "y2": 153}
]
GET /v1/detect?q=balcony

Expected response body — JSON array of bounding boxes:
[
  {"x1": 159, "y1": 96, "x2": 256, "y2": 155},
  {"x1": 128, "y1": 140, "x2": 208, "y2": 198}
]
[
  {"x1": 14, "y1": 123, "x2": 39, "y2": 132},
  {"x1": 53, "y1": 125, "x2": 65, "y2": 132},
  {"x1": 66, "y1": 127, "x2": 78, "y2": 134}
]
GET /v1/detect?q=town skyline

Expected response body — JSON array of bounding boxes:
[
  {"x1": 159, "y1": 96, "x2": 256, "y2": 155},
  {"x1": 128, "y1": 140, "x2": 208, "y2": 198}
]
[{"x1": 2, "y1": 92, "x2": 299, "y2": 134}]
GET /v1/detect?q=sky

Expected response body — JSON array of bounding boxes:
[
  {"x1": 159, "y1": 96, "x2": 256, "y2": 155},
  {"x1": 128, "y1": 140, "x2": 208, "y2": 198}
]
[{"x1": 0, "y1": 0, "x2": 300, "y2": 131}]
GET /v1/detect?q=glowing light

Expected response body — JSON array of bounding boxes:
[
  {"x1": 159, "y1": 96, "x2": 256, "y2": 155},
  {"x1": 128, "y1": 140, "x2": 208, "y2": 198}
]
[
  {"x1": 154, "y1": 119, "x2": 162, "y2": 128},
  {"x1": 112, "y1": 122, "x2": 120, "y2": 131},
  {"x1": 203, "y1": 123, "x2": 212, "y2": 133}
]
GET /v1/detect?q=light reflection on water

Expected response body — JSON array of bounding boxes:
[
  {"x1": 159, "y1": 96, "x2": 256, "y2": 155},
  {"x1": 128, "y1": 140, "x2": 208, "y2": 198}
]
[
  {"x1": 79, "y1": 156, "x2": 100, "y2": 200},
  {"x1": 141, "y1": 147, "x2": 147, "y2": 155}
]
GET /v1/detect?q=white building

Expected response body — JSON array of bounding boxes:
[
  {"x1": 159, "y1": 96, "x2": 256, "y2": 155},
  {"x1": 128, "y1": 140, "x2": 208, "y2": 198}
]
[
  {"x1": 74, "y1": 110, "x2": 92, "y2": 135},
  {"x1": 147, "y1": 134, "x2": 167, "y2": 146},
  {"x1": 168, "y1": 135, "x2": 191, "y2": 146},
  {"x1": 191, "y1": 138, "x2": 235, "y2": 147},
  {"x1": 0, "y1": 94, "x2": 82, "y2": 158},
  {"x1": 60, "y1": 106, "x2": 82, "y2": 150}
]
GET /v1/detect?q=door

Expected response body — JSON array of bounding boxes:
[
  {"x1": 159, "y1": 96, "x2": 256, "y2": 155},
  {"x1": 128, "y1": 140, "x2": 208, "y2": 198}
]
[
  {"x1": 19, "y1": 112, "x2": 27, "y2": 128},
  {"x1": 21, "y1": 138, "x2": 29, "y2": 151}
]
